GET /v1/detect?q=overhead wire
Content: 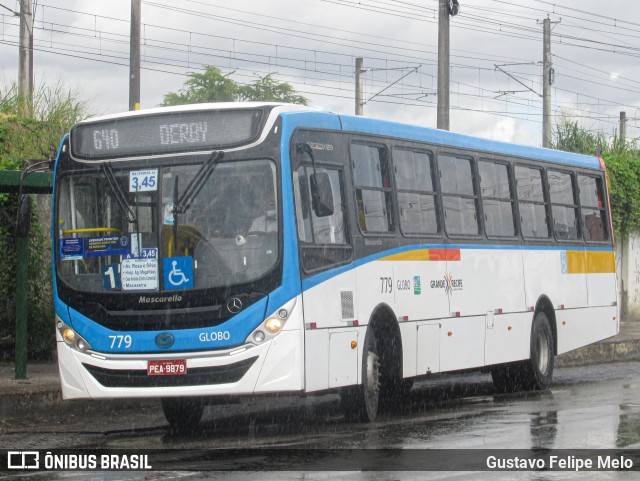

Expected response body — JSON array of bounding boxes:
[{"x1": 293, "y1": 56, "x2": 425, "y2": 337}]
[{"x1": 3, "y1": 0, "x2": 637, "y2": 137}]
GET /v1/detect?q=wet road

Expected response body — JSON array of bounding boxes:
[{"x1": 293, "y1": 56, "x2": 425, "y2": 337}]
[{"x1": 1, "y1": 361, "x2": 639, "y2": 479}]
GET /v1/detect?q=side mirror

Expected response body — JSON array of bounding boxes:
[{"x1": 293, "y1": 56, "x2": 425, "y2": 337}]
[
  {"x1": 310, "y1": 172, "x2": 334, "y2": 217},
  {"x1": 16, "y1": 194, "x2": 32, "y2": 238}
]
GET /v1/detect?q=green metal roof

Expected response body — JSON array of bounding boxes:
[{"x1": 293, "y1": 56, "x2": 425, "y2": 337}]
[{"x1": 0, "y1": 170, "x2": 52, "y2": 194}]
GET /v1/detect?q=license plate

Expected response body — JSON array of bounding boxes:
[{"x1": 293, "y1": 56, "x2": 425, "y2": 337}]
[{"x1": 147, "y1": 359, "x2": 187, "y2": 376}]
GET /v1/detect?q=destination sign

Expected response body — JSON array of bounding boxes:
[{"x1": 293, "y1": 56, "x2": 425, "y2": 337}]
[{"x1": 69, "y1": 109, "x2": 264, "y2": 160}]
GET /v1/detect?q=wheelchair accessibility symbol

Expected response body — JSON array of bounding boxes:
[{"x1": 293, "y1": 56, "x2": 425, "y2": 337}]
[{"x1": 163, "y1": 256, "x2": 194, "y2": 291}]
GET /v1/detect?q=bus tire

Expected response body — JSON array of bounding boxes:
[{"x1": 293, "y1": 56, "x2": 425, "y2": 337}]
[
  {"x1": 523, "y1": 311, "x2": 554, "y2": 390},
  {"x1": 491, "y1": 362, "x2": 526, "y2": 393},
  {"x1": 340, "y1": 328, "x2": 380, "y2": 422},
  {"x1": 161, "y1": 397, "x2": 204, "y2": 432},
  {"x1": 491, "y1": 312, "x2": 554, "y2": 393}
]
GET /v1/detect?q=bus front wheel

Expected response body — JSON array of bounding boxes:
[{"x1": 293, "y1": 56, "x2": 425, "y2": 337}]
[
  {"x1": 340, "y1": 328, "x2": 380, "y2": 422},
  {"x1": 161, "y1": 397, "x2": 204, "y2": 432}
]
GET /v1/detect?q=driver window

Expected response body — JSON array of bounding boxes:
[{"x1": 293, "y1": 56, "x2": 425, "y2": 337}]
[
  {"x1": 294, "y1": 165, "x2": 351, "y2": 272},
  {"x1": 294, "y1": 166, "x2": 347, "y2": 245}
]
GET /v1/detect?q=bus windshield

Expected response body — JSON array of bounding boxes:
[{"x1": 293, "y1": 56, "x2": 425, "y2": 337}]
[{"x1": 56, "y1": 158, "x2": 279, "y2": 294}]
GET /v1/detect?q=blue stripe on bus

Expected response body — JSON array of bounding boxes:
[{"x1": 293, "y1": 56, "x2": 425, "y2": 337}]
[
  {"x1": 52, "y1": 134, "x2": 71, "y2": 325},
  {"x1": 301, "y1": 243, "x2": 615, "y2": 292}
]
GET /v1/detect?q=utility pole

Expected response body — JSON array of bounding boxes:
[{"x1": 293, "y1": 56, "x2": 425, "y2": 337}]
[
  {"x1": 129, "y1": 0, "x2": 141, "y2": 111},
  {"x1": 542, "y1": 16, "x2": 556, "y2": 148},
  {"x1": 355, "y1": 57, "x2": 364, "y2": 116},
  {"x1": 18, "y1": 0, "x2": 33, "y2": 116},
  {"x1": 620, "y1": 111, "x2": 626, "y2": 144},
  {"x1": 437, "y1": 0, "x2": 458, "y2": 130}
]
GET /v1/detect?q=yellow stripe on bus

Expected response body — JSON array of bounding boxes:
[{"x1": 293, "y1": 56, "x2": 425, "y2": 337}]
[
  {"x1": 381, "y1": 249, "x2": 430, "y2": 261},
  {"x1": 566, "y1": 250, "x2": 615, "y2": 274},
  {"x1": 380, "y1": 248, "x2": 462, "y2": 262}
]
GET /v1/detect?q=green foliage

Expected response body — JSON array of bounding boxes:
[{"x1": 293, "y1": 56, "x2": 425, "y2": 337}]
[
  {"x1": 603, "y1": 153, "x2": 640, "y2": 236},
  {"x1": 0, "y1": 81, "x2": 89, "y2": 360},
  {"x1": 161, "y1": 66, "x2": 307, "y2": 106},
  {"x1": 237, "y1": 74, "x2": 308, "y2": 104},
  {"x1": 1, "y1": 82, "x2": 89, "y2": 169},
  {"x1": 552, "y1": 120, "x2": 607, "y2": 156},
  {"x1": 552, "y1": 119, "x2": 640, "y2": 238},
  {"x1": 161, "y1": 66, "x2": 237, "y2": 105}
]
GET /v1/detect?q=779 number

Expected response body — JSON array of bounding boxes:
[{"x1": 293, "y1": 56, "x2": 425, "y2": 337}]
[
  {"x1": 109, "y1": 335, "x2": 132, "y2": 349},
  {"x1": 380, "y1": 276, "x2": 393, "y2": 294}
]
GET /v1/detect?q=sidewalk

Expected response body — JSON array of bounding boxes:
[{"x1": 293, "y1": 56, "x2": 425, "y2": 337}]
[
  {"x1": 554, "y1": 321, "x2": 640, "y2": 367},
  {"x1": 1, "y1": 322, "x2": 638, "y2": 411}
]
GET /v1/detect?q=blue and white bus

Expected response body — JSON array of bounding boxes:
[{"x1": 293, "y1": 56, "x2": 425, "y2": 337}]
[{"x1": 52, "y1": 102, "x2": 618, "y2": 428}]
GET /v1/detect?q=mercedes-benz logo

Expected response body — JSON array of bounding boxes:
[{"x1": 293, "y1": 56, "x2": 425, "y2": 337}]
[{"x1": 227, "y1": 297, "x2": 243, "y2": 314}]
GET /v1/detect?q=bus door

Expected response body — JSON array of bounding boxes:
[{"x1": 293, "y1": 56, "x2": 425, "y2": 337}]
[{"x1": 294, "y1": 163, "x2": 356, "y2": 393}]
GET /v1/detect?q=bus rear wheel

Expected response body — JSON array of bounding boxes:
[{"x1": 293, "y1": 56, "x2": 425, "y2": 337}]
[
  {"x1": 524, "y1": 312, "x2": 554, "y2": 390},
  {"x1": 341, "y1": 328, "x2": 380, "y2": 422},
  {"x1": 491, "y1": 312, "x2": 554, "y2": 393},
  {"x1": 161, "y1": 397, "x2": 205, "y2": 432}
]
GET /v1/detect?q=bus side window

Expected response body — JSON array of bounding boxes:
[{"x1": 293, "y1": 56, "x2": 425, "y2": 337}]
[
  {"x1": 479, "y1": 160, "x2": 516, "y2": 237},
  {"x1": 578, "y1": 175, "x2": 609, "y2": 242},
  {"x1": 515, "y1": 165, "x2": 550, "y2": 239},
  {"x1": 438, "y1": 154, "x2": 479, "y2": 236},
  {"x1": 351, "y1": 143, "x2": 395, "y2": 234},
  {"x1": 548, "y1": 170, "x2": 579, "y2": 240},
  {"x1": 393, "y1": 148, "x2": 438, "y2": 235}
]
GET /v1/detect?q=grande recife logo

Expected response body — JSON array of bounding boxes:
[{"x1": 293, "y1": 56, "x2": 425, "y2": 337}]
[{"x1": 430, "y1": 272, "x2": 463, "y2": 296}]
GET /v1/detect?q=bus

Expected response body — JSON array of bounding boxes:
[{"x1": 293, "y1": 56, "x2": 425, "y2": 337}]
[{"x1": 52, "y1": 102, "x2": 618, "y2": 428}]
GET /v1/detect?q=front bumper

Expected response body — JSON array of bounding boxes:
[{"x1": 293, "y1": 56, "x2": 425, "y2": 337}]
[{"x1": 57, "y1": 329, "x2": 303, "y2": 399}]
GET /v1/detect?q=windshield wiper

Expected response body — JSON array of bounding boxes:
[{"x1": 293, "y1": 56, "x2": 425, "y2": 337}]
[
  {"x1": 172, "y1": 150, "x2": 224, "y2": 215},
  {"x1": 101, "y1": 162, "x2": 136, "y2": 223},
  {"x1": 171, "y1": 150, "x2": 224, "y2": 250}
]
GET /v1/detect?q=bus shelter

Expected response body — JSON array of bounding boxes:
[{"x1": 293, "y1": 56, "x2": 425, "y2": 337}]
[{"x1": 0, "y1": 169, "x2": 52, "y2": 379}]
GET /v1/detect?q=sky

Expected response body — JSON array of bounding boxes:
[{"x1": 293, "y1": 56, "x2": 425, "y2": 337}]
[{"x1": 1, "y1": 0, "x2": 639, "y2": 148}]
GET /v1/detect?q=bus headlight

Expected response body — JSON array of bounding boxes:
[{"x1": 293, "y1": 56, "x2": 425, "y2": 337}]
[
  {"x1": 76, "y1": 338, "x2": 89, "y2": 352},
  {"x1": 265, "y1": 317, "x2": 283, "y2": 334},
  {"x1": 57, "y1": 317, "x2": 93, "y2": 353},
  {"x1": 63, "y1": 328, "x2": 75, "y2": 344},
  {"x1": 244, "y1": 298, "x2": 297, "y2": 345}
]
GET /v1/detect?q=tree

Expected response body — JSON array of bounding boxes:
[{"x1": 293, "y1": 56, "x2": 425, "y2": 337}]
[
  {"x1": 161, "y1": 66, "x2": 237, "y2": 106},
  {"x1": 238, "y1": 74, "x2": 307, "y2": 105},
  {"x1": 161, "y1": 66, "x2": 307, "y2": 106}
]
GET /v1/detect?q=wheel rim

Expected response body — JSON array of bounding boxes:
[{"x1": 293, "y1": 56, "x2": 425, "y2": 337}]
[
  {"x1": 364, "y1": 348, "x2": 380, "y2": 413},
  {"x1": 536, "y1": 330, "x2": 550, "y2": 375}
]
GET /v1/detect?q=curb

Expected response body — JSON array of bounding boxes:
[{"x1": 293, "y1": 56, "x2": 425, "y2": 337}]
[
  {"x1": 555, "y1": 338, "x2": 640, "y2": 367},
  {"x1": 0, "y1": 389, "x2": 157, "y2": 417}
]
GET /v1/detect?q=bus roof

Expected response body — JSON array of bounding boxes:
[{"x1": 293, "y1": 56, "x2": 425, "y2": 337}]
[
  {"x1": 283, "y1": 110, "x2": 601, "y2": 170},
  {"x1": 77, "y1": 102, "x2": 314, "y2": 125}
]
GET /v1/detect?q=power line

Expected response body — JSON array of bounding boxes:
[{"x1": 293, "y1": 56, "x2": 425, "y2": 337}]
[
  {"x1": 3, "y1": 1, "x2": 637, "y2": 139},
  {"x1": 532, "y1": 0, "x2": 640, "y2": 29}
]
